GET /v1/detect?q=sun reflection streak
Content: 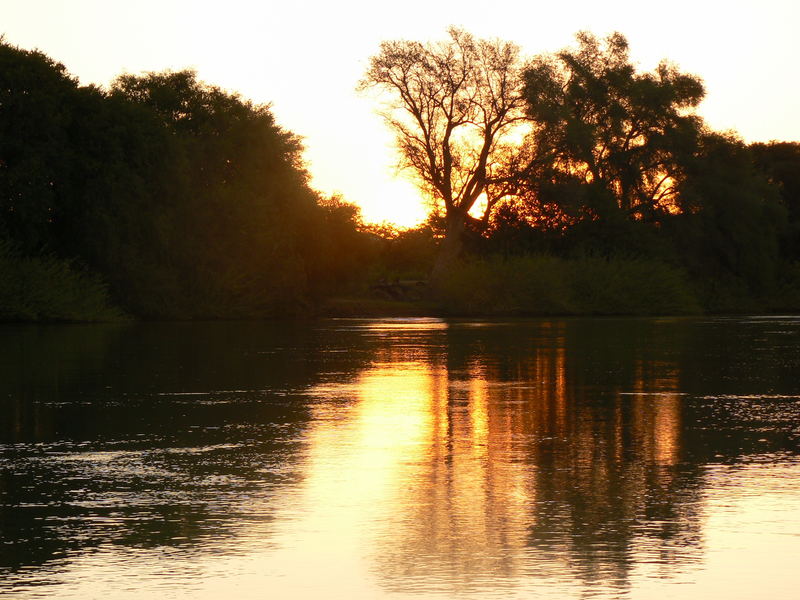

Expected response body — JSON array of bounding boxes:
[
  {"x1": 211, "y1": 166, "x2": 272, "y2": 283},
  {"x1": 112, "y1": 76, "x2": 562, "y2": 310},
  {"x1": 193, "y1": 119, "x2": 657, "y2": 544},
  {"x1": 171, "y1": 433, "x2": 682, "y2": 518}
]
[
  {"x1": 264, "y1": 324, "x2": 692, "y2": 596},
  {"x1": 7, "y1": 319, "x2": 800, "y2": 600}
]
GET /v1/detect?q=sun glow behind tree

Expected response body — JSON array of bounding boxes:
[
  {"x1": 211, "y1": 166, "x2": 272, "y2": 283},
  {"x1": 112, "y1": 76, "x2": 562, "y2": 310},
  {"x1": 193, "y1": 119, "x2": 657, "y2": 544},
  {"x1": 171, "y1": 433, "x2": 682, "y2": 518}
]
[
  {"x1": 3, "y1": 0, "x2": 799, "y2": 229},
  {"x1": 360, "y1": 28, "x2": 529, "y2": 276}
]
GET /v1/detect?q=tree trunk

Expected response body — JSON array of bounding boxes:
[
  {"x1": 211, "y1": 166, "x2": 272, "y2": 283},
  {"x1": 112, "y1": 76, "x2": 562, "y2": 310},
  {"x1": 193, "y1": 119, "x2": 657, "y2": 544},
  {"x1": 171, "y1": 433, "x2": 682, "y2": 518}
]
[{"x1": 430, "y1": 213, "x2": 466, "y2": 286}]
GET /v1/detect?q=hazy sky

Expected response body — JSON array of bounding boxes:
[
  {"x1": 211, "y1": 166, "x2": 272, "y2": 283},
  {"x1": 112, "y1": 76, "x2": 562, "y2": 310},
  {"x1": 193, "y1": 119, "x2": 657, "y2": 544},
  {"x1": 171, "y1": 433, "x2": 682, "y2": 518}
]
[{"x1": 4, "y1": 0, "x2": 799, "y2": 225}]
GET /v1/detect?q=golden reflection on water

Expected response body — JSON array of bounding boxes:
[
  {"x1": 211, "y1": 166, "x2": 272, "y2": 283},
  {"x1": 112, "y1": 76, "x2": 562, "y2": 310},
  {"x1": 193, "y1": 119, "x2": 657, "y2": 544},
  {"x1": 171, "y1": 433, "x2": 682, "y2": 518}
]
[
  {"x1": 281, "y1": 327, "x2": 690, "y2": 595},
  {"x1": 6, "y1": 319, "x2": 800, "y2": 599}
]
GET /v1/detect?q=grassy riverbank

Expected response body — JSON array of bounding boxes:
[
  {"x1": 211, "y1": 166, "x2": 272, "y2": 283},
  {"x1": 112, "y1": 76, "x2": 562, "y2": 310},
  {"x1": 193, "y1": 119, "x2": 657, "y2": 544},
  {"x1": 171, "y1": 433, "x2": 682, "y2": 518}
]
[
  {"x1": 323, "y1": 255, "x2": 800, "y2": 318},
  {"x1": 5, "y1": 249, "x2": 800, "y2": 322},
  {"x1": 435, "y1": 256, "x2": 701, "y2": 316}
]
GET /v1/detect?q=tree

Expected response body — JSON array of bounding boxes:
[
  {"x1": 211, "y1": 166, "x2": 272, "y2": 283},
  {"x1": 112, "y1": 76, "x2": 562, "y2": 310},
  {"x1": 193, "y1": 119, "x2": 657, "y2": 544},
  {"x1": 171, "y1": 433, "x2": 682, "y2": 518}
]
[
  {"x1": 751, "y1": 141, "x2": 800, "y2": 260},
  {"x1": 520, "y1": 32, "x2": 705, "y2": 226},
  {"x1": 0, "y1": 40, "x2": 78, "y2": 253},
  {"x1": 359, "y1": 27, "x2": 527, "y2": 281},
  {"x1": 0, "y1": 39, "x2": 378, "y2": 319},
  {"x1": 110, "y1": 70, "x2": 324, "y2": 316},
  {"x1": 670, "y1": 132, "x2": 785, "y2": 294}
]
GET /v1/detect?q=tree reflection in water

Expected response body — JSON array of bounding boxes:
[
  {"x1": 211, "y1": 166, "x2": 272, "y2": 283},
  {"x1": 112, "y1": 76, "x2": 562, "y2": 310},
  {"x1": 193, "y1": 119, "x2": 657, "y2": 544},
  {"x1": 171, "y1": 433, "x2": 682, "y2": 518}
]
[
  {"x1": 284, "y1": 320, "x2": 706, "y2": 594},
  {"x1": 2, "y1": 318, "x2": 799, "y2": 598}
]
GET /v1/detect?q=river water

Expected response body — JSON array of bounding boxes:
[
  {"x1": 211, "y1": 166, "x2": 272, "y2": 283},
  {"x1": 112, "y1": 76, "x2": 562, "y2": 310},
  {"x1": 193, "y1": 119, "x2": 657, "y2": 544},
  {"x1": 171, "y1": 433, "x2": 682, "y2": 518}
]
[{"x1": 1, "y1": 317, "x2": 799, "y2": 599}]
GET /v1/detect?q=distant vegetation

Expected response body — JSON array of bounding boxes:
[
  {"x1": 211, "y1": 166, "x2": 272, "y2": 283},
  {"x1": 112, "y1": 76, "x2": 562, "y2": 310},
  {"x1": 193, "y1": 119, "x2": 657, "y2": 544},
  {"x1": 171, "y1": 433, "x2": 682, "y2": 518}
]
[{"x1": 1, "y1": 32, "x2": 800, "y2": 321}]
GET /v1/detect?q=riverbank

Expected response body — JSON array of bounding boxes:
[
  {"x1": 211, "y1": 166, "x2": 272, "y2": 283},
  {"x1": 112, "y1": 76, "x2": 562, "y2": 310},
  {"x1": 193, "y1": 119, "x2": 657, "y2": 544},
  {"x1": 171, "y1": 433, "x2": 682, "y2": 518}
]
[{"x1": 3, "y1": 251, "x2": 800, "y2": 323}]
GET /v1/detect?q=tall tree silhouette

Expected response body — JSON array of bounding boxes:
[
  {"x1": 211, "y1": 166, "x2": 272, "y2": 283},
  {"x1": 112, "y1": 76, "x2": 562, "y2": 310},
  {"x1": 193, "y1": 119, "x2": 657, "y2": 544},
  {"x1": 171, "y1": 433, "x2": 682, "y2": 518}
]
[{"x1": 360, "y1": 27, "x2": 526, "y2": 281}]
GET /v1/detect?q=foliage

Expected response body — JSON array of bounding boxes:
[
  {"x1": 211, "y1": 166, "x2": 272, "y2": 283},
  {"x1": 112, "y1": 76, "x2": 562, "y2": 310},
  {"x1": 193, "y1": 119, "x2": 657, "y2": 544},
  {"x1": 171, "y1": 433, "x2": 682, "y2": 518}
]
[
  {"x1": 2, "y1": 34, "x2": 799, "y2": 320},
  {"x1": 306, "y1": 195, "x2": 382, "y2": 295},
  {"x1": 436, "y1": 255, "x2": 700, "y2": 316},
  {"x1": 0, "y1": 241, "x2": 123, "y2": 322},
  {"x1": 366, "y1": 224, "x2": 438, "y2": 280},
  {"x1": 436, "y1": 255, "x2": 575, "y2": 315},
  {"x1": 360, "y1": 28, "x2": 527, "y2": 278},
  {"x1": 669, "y1": 132, "x2": 786, "y2": 294},
  {"x1": 520, "y1": 32, "x2": 705, "y2": 226},
  {"x1": 0, "y1": 39, "x2": 352, "y2": 319},
  {"x1": 771, "y1": 262, "x2": 800, "y2": 311},
  {"x1": 751, "y1": 141, "x2": 800, "y2": 260},
  {"x1": 567, "y1": 256, "x2": 700, "y2": 315},
  {"x1": 0, "y1": 41, "x2": 79, "y2": 253},
  {"x1": 106, "y1": 70, "x2": 327, "y2": 317}
]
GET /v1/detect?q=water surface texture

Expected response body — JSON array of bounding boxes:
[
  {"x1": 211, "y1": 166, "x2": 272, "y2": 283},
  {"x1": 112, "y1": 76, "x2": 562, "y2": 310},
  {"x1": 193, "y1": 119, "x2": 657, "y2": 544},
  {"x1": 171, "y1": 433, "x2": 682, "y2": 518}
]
[{"x1": 1, "y1": 317, "x2": 799, "y2": 599}]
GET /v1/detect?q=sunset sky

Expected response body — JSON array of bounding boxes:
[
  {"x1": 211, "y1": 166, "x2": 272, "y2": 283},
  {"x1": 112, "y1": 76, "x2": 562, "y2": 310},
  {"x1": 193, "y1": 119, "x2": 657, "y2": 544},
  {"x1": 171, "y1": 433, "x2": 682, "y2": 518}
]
[{"x1": 5, "y1": 0, "x2": 799, "y2": 226}]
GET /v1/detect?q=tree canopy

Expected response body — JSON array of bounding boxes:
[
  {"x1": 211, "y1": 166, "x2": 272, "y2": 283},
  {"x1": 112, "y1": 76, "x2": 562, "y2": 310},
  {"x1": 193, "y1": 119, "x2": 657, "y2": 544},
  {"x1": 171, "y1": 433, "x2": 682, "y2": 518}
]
[
  {"x1": 359, "y1": 27, "x2": 527, "y2": 279},
  {"x1": 0, "y1": 40, "x2": 374, "y2": 319},
  {"x1": 520, "y1": 32, "x2": 705, "y2": 227}
]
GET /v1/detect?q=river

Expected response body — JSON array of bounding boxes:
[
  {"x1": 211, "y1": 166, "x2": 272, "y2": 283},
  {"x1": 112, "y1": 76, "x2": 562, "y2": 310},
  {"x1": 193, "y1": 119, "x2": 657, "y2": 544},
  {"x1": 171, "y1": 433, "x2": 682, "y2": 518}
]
[{"x1": 1, "y1": 317, "x2": 799, "y2": 599}]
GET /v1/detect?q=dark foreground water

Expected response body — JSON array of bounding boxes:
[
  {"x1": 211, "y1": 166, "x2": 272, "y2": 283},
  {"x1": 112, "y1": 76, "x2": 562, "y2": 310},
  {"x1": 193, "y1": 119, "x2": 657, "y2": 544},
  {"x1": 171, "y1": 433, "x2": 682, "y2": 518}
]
[{"x1": 1, "y1": 317, "x2": 799, "y2": 599}]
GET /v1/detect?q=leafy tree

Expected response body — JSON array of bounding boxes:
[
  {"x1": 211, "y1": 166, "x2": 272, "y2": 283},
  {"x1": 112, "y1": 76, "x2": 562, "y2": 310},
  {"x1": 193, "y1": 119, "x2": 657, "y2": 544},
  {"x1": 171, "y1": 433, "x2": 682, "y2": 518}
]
[
  {"x1": 0, "y1": 43, "x2": 357, "y2": 319},
  {"x1": 669, "y1": 132, "x2": 786, "y2": 295},
  {"x1": 520, "y1": 32, "x2": 705, "y2": 225},
  {"x1": 0, "y1": 40, "x2": 78, "y2": 253},
  {"x1": 306, "y1": 195, "x2": 381, "y2": 294},
  {"x1": 109, "y1": 70, "x2": 323, "y2": 316},
  {"x1": 359, "y1": 27, "x2": 527, "y2": 280},
  {"x1": 751, "y1": 141, "x2": 800, "y2": 260}
]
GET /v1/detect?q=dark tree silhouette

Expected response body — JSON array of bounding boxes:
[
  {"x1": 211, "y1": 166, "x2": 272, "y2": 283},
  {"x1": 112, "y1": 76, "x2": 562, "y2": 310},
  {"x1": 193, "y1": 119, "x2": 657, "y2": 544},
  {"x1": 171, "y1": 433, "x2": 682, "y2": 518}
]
[
  {"x1": 108, "y1": 70, "x2": 324, "y2": 316},
  {"x1": 0, "y1": 41, "x2": 78, "y2": 253},
  {"x1": 520, "y1": 32, "x2": 705, "y2": 225},
  {"x1": 2, "y1": 34, "x2": 799, "y2": 320},
  {"x1": 751, "y1": 141, "x2": 800, "y2": 260},
  {"x1": 0, "y1": 40, "x2": 377, "y2": 320},
  {"x1": 672, "y1": 132, "x2": 785, "y2": 293},
  {"x1": 359, "y1": 27, "x2": 527, "y2": 281}
]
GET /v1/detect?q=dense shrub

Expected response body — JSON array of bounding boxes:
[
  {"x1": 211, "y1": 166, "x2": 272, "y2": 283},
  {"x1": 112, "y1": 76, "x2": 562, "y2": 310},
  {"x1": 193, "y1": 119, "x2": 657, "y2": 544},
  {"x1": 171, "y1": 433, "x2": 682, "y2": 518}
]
[
  {"x1": 0, "y1": 242, "x2": 123, "y2": 321},
  {"x1": 437, "y1": 255, "x2": 700, "y2": 316}
]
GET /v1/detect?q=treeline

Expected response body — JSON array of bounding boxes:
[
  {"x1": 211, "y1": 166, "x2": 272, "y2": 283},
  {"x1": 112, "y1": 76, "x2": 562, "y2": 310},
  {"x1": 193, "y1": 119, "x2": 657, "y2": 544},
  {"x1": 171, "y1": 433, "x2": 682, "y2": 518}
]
[
  {"x1": 2, "y1": 35, "x2": 800, "y2": 321},
  {"x1": 0, "y1": 40, "x2": 373, "y2": 319},
  {"x1": 459, "y1": 134, "x2": 800, "y2": 314},
  {"x1": 362, "y1": 30, "x2": 800, "y2": 315}
]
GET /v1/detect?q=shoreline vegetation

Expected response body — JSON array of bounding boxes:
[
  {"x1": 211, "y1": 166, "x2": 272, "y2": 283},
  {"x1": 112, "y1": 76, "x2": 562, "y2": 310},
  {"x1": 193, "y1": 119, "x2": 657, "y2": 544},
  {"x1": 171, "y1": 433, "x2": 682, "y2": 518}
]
[{"x1": 2, "y1": 33, "x2": 800, "y2": 323}]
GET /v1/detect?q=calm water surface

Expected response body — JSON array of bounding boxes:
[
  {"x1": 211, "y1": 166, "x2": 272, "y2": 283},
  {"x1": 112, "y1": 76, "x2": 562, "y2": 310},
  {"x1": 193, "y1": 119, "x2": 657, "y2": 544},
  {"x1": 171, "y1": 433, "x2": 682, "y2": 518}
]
[{"x1": 1, "y1": 317, "x2": 799, "y2": 599}]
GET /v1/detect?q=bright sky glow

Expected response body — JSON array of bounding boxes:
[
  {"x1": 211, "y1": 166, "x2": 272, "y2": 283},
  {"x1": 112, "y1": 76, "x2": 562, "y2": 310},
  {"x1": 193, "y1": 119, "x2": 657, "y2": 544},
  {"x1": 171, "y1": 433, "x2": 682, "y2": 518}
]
[{"x1": 4, "y1": 0, "x2": 799, "y2": 226}]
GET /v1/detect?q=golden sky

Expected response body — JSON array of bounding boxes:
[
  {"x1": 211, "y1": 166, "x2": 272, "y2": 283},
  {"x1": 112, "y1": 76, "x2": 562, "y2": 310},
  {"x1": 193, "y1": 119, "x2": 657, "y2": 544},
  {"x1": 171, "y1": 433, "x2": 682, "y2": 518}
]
[{"x1": 4, "y1": 0, "x2": 799, "y2": 226}]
